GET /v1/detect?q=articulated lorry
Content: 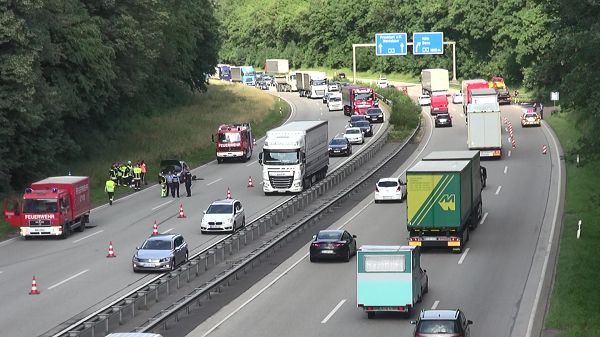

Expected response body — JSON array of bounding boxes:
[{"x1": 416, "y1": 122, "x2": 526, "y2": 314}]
[
  {"x1": 296, "y1": 71, "x2": 328, "y2": 98},
  {"x1": 214, "y1": 123, "x2": 253, "y2": 163},
  {"x1": 259, "y1": 121, "x2": 329, "y2": 194},
  {"x1": 275, "y1": 72, "x2": 297, "y2": 92},
  {"x1": 461, "y1": 79, "x2": 489, "y2": 114},
  {"x1": 421, "y1": 69, "x2": 450, "y2": 96},
  {"x1": 342, "y1": 86, "x2": 376, "y2": 116},
  {"x1": 3, "y1": 176, "x2": 90, "y2": 239},
  {"x1": 467, "y1": 95, "x2": 502, "y2": 158},
  {"x1": 216, "y1": 64, "x2": 231, "y2": 81},
  {"x1": 406, "y1": 159, "x2": 482, "y2": 253},
  {"x1": 423, "y1": 150, "x2": 486, "y2": 189}
]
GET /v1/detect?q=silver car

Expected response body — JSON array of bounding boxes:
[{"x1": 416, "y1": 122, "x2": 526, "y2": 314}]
[
  {"x1": 132, "y1": 234, "x2": 188, "y2": 272},
  {"x1": 343, "y1": 127, "x2": 364, "y2": 145},
  {"x1": 201, "y1": 199, "x2": 246, "y2": 234}
]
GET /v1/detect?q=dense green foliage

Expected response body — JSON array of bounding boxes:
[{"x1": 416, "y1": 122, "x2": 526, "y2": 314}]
[{"x1": 0, "y1": 0, "x2": 220, "y2": 194}]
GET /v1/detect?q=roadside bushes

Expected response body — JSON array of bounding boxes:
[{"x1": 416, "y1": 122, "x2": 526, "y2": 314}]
[{"x1": 377, "y1": 87, "x2": 421, "y2": 132}]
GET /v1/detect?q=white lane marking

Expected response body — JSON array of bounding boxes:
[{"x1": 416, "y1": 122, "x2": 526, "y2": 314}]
[
  {"x1": 508, "y1": 150, "x2": 512, "y2": 157},
  {"x1": 458, "y1": 248, "x2": 471, "y2": 265},
  {"x1": 507, "y1": 137, "x2": 512, "y2": 142},
  {"x1": 0, "y1": 238, "x2": 17, "y2": 247},
  {"x1": 495, "y1": 186, "x2": 502, "y2": 195},
  {"x1": 246, "y1": 160, "x2": 257, "y2": 167},
  {"x1": 206, "y1": 178, "x2": 223, "y2": 186},
  {"x1": 151, "y1": 200, "x2": 174, "y2": 211},
  {"x1": 48, "y1": 269, "x2": 89, "y2": 290},
  {"x1": 321, "y1": 299, "x2": 347, "y2": 324},
  {"x1": 72, "y1": 230, "x2": 104, "y2": 243},
  {"x1": 526, "y1": 120, "x2": 563, "y2": 337},
  {"x1": 431, "y1": 300, "x2": 440, "y2": 310},
  {"x1": 480, "y1": 212, "x2": 489, "y2": 225},
  {"x1": 162, "y1": 228, "x2": 174, "y2": 234},
  {"x1": 504, "y1": 166, "x2": 508, "y2": 174}
]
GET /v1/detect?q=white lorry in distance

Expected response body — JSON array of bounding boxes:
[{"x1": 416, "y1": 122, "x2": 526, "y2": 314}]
[
  {"x1": 265, "y1": 59, "x2": 290, "y2": 74},
  {"x1": 259, "y1": 121, "x2": 329, "y2": 194},
  {"x1": 421, "y1": 69, "x2": 450, "y2": 96},
  {"x1": 467, "y1": 101, "x2": 502, "y2": 158},
  {"x1": 297, "y1": 71, "x2": 328, "y2": 98}
]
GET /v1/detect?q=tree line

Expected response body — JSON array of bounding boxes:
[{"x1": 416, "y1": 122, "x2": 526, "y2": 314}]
[
  {"x1": 0, "y1": 0, "x2": 220, "y2": 194},
  {"x1": 217, "y1": 0, "x2": 598, "y2": 157}
]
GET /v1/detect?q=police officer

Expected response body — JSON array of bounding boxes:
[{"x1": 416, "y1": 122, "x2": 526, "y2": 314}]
[
  {"x1": 133, "y1": 163, "x2": 142, "y2": 191},
  {"x1": 184, "y1": 171, "x2": 193, "y2": 197},
  {"x1": 171, "y1": 172, "x2": 180, "y2": 198},
  {"x1": 166, "y1": 171, "x2": 174, "y2": 197},
  {"x1": 105, "y1": 176, "x2": 116, "y2": 205}
]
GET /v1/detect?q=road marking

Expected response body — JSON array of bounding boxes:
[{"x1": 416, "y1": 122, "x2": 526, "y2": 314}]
[
  {"x1": 508, "y1": 150, "x2": 512, "y2": 157},
  {"x1": 48, "y1": 269, "x2": 89, "y2": 290},
  {"x1": 480, "y1": 212, "x2": 489, "y2": 225},
  {"x1": 0, "y1": 237, "x2": 17, "y2": 248},
  {"x1": 321, "y1": 299, "x2": 347, "y2": 323},
  {"x1": 504, "y1": 166, "x2": 508, "y2": 174},
  {"x1": 72, "y1": 230, "x2": 104, "y2": 243},
  {"x1": 162, "y1": 228, "x2": 174, "y2": 234},
  {"x1": 458, "y1": 248, "x2": 470, "y2": 265},
  {"x1": 206, "y1": 178, "x2": 222, "y2": 186},
  {"x1": 246, "y1": 160, "x2": 257, "y2": 167},
  {"x1": 495, "y1": 186, "x2": 502, "y2": 195},
  {"x1": 151, "y1": 200, "x2": 173, "y2": 211},
  {"x1": 431, "y1": 300, "x2": 440, "y2": 310}
]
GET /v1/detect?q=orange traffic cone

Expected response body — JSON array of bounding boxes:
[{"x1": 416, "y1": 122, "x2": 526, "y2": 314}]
[
  {"x1": 226, "y1": 187, "x2": 232, "y2": 199},
  {"x1": 178, "y1": 204, "x2": 186, "y2": 218},
  {"x1": 29, "y1": 276, "x2": 40, "y2": 295},
  {"x1": 542, "y1": 145, "x2": 547, "y2": 155},
  {"x1": 152, "y1": 221, "x2": 159, "y2": 236},
  {"x1": 106, "y1": 241, "x2": 116, "y2": 258},
  {"x1": 247, "y1": 176, "x2": 254, "y2": 188}
]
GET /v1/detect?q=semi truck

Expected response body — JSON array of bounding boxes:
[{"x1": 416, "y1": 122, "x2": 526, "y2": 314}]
[
  {"x1": 467, "y1": 102, "x2": 502, "y2": 158},
  {"x1": 357, "y1": 245, "x2": 428, "y2": 319},
  {"x1": 342, "y1": 86, "x2": 376, "y2": 116},
  {"x1": 216, "y1": 64, "x2": 231, "y2": 81},
  {"x1": 461, "y1": 79, "x2": 489, "y2": 114},
  {"x1": 240, "y1": 66, "x2": 256, "y2": 86},
  {"x1": 214, "y1": 123, "x2": 253, "y2": 163},
  {"x1": 231, "y1": 66, "x2": 242, "y2": 82},
  {"x1": 488, "y1": 76, "x2": 511, "y2": 104},
  {"x1": 406, "y1": 159, "x2": 482, "y2": 253},
  {"x1": 265, "y1": 59, "x2": 290, "y2": 74},
  {"x1": 259, "y1": 120, "x2": 329, "y2": 194},
  {"x1": 274, "y1": 72, "x2": 297, "y2": 92},
  {"x1": 421, "y1": 69, "x2": 450, "y2": 96},
  {"x1": 3, "y1": 176, "x2": 90, "y2": 239},
  {"x1": 297, "y1": 71, "x2": 327, "y2": 98}
]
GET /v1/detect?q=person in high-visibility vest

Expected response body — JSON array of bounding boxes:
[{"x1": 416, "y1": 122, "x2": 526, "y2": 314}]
[
  {"x1": 133, "y1": 163, "x2": 142, "y2": 191},
  {"x1": 140, "y1": 160, "x2": 147, "y2": 185},
  {"x1": 105, "y1": 177, "x2": 116, "y2": 205},
  {"x1": 109, "y1": 163, "x2": 118, "y2": 185},
  {"x1": 118, "y1": 163, "x2": 127, "y2": 186},
  {"x1": 125, "y1": 161, "x2": 133, "y2": 187}
]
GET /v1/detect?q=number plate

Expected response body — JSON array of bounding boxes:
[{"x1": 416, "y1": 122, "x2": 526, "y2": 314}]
[
  {"x1": 33, "y1": 228, "x2": 46, "y2": 232},
  {"x1": 321, "y1": 250, "x2": 334, "y2": 254},
  {"x1": 422, "y1": 236, "x2": 438, "y2": 241},
  {"x1": 142, "y1": 263, "x2": 157, "y2": 267}
]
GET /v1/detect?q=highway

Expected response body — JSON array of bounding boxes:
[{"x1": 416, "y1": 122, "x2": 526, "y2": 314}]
[
  {"x1": 0, "y1": 88, "x2": 388, "y2": 337},
  {"x1": 186, "y1": 86, "x2": 564, "y2": 337}
]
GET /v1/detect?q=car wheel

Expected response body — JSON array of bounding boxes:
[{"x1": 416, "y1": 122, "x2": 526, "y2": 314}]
[
  {"x1": 310, "y1": 255, "x2": 316, "y2": 262},
  {"x1": 169, "y1": 260, "x2": 175, "y2": 271},
  {"x1": 232, "y1": 222, "x2": 236, "y2": 234},
  {"x1": 367, "y1": 312, "x2": 375, "y2": 319},
  {"x1": 424, "y1": 279, "x2": 429, "y2": 293},
  {"x1": 344, "y1": 249, "x2": 351, "y2": 262},
  {"x1": 217, "y1": 157, "x2": 223, "y2": 164},
  {"x1": 374, "y1": 199, "x2": 379, "y2": 204}
]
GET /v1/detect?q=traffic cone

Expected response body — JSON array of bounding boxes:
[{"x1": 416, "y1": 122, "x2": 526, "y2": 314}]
[
  {"x1": 178, "y1": 204, "x2": 186, "y2": 218},
  {"x1": 152, "y1": 221, "x2": 159, "y2": 236},
  {"x1": 247, "y1": 176, "x2": 254, "y2": 188},
  {"x1": 542, "y1": 145, "x2": 548, "y2": 155},
  {"x1": 29, "y1": 276, "x2": 40, "y2": 295},
  {"x1": 106, "y1": 241, "x2": 116, "y2": 258},
  {"x1": 253, "y1": 138, "x2": 256, "y2": 146},
  {"x1": 226, "y1": 187, "x2": 232, "y2": 199}
]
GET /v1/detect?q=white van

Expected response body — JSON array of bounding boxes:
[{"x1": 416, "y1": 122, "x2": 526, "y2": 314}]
[{"x1": 327, "y1": 92, "x2": 343, "y2": 111}]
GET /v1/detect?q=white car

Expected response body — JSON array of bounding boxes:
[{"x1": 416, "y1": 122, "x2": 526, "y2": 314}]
[
  {"x1": 328, "y1": 93, "x2": 343, "y2": 111},
  {"x1": 418, "y1": 95, "x2": 431, "y2": 106},
  {"x1": 452, "y1": 92, "x2": 464, "y2": 104},
  {"x1": 200, "y1": 199, "x2": 245, "y2": 234},
  {"x1": 343, "y1": 127, "x2": 364, "y2": 144},
  {"x1": 377, "y1": 77, "x2": 389, "y2": 88},
  {"x1": 374, "y1": 177, "x2": 406, "y2": 203}
]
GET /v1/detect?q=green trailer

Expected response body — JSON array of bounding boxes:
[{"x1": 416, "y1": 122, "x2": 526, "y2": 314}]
[
  {"x1": 406, "y1": 160, "x2": 482, "y2": 253},
  {"x1": 356, "y1": 245, "x2": 428, "y2": 319}
]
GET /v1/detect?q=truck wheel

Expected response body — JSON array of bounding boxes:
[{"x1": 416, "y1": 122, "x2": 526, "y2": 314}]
[
  {"x1": 61, "y1": 223, "x2": 70, "y2": 239},
  {"x1": 217, "y1": 158, "x2": 223, "y2": 164},
  {"x1": 367, "y1": 312, "x2": 375, "y2": 319},
  {"x1": 76, "y1": 221, "x2": 85, "y2": 232}
]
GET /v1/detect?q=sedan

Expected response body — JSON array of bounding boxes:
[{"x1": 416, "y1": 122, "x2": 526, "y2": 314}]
[
  {"x1": 366, "y1": 107, "x2": 384, "y2": 123},
  {"x1": 351, "y1": 120, "x2": 373, "y2": 137},
  {"x1": 132, "y1": 234, "x2": 188, "y2": 272},
  {"x1": 344, "y1": 127, "x2": 364, "y2": 144},
  {"x1": 452, "y1": 92, "x2": 463, "y2": 104},
  {"x1": 328, "y1": 136, "x2": 352, "y2": 157},
  {"x1": 310, "y1": 230, "x2": 357, "y2": 262},
  {"x1": 418, "y1": 94, "x2": 431, "y2": 106},
  {"x1": 374, "y1": 177, "x2": 406, "y2": 203},
  {"x1": 434, "y1": 113, "x2": 453, "y2": 127}
]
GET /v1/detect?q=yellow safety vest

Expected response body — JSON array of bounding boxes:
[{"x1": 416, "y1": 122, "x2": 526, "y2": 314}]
[{"x1": 105, "y1": 180, "x2": 115, "y2": 193}]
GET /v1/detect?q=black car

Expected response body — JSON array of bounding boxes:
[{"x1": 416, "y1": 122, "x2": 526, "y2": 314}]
[
  {"x1": 434, "y1": 113, "x2": 452, "y2": 127},
  {"x1": 328, "y1": 136, "x2": 352, "y2": 157},
  {"x1": 349, "y1": 115, "x2": 367, "y2": 124},
  {"x1": 366, "y1": 107, "x2": 385, "y2": 123},
  {"x1": 309, "y1": 230, "x2": 357, "y2": 262},
  {"x1": 411, "y1": 309, "x2": 472, "y2": 337},
  {"x1": 351, "y1": 120, "x2": 373, "y2": 137},
  {"x1": 159, "y1": 159, "x2": 189, "y2": 181}
]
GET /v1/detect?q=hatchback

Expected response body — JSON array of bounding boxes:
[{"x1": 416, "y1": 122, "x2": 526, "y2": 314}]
[
  {"x1": 374, "y1": 177, "x2": 406, "y2": 203},
  {"x1": 309, "y1": 230, "x2": 357, "y2": 262},
  {"x1": 201, "y1": 199, "x2": 246, "y2": 234},
  {"x1": 411, "y1": 309, "x2": 472, "y2": 337},
  {"x1": 434, "y1": 113, "x2": 453, "y2": 127},
  {"x1": 132, "y1": 234, "x2": 188, "y2": 272}
]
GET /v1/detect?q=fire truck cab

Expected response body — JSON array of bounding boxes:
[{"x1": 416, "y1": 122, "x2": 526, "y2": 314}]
[{"x1": 214, "y1": 123, "x2": 254, "y2": 163}]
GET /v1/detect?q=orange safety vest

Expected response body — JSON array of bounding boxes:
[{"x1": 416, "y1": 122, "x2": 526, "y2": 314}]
[{"x1": 141, "y1": 163, "x2": 147, "y2": 173}]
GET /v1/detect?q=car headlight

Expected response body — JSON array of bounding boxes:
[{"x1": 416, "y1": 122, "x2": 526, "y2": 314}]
[
  {"x1": 159, "y1": 257, "x2": 172, "y2": 263},
  {"x1": 133, "y1": 256, "x2": 140, "y2": 262},
  {"x1": 328, "y1": 147, "x2": 333, "y2": 151}
]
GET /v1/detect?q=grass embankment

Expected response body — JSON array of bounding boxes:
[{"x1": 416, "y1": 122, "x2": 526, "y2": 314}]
[
  {"x1": 0, "y1": 81, "x2": 288, "y2": 239},
  {"x1": 543, "y1": 112, "x2": 600, "y2": 336}
]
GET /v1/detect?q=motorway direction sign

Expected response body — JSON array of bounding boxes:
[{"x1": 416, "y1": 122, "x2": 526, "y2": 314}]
[
  {"x1": 375, "y1": 33, "x2": 408, "y2": 56},
  {"x1": 413, "y1": 32, "x2": 444, "y2": 55}
]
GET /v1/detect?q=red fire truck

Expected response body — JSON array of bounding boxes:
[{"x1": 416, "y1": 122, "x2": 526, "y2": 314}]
[
  {"x1": 3, "y1": 176, "x2": 90, "y2": 239},
  {"x1": 214, "y1": 123, "x2": 254, "y2": 163},
  {"x1": 342, "y1": 86, "x2": 376, "y2": 116}
]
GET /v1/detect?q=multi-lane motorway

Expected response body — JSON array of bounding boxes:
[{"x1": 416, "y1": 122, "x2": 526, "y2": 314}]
[
  {"x1": 186, "y1": 86, "x2": 564, "y2": 337},
  {"x1": 0, "y1": 89, "x2": 388, "y2": 337}
]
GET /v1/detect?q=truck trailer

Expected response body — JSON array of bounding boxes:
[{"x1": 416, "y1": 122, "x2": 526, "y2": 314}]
[
  {"x1": 406, "y1": 160, "x2": 482, "y2": 253},
  {"x1": 3, "y1": 176, "x2": 90, "y2": 238},
  {"x1": 265, "y1": 59, "x2": 290, "y2": 74},
  {"x1": 297, "y1": 72, "x2": 327, "y2": 98},
  {"x1": 467, "y1": 101, "x2": 502, "y2": 158},
  {"x1": 259, "y1": 121, "x2": 329, "y2": 194},
  {"x1": 422, "y1": 150, "x2": 486, "y2": 190},
  {"x1": 421, "y1": 69, "x2": 450, "y2": 96},
  {"x1": 214, "y1": 123, "x2": 253, "y2": 163},
  {"x1": 230, "y1": 66, "x2": 242, "y2": 82}
]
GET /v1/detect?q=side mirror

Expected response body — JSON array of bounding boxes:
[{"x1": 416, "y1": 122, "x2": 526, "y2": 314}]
[
  {"x1": 135, "y1": 246, "x2": 139, "y2": 250},
  {"x1": 258, "y1": 152, "x2": 263, "y2": 165},
  {"x1": 203, "y1": 211, "x2": 206, "y2": 214},
  {"x1": 312, "y1": 235, "x2": 316, "y2": 240},
  {"x1": 467, "y1": 320, "x2": 473, "y2": 325},
  {"x1": 352, "y1": 235, "x2": 357, "y2": 238},
  {"x1": 410, "y1": 320, "x2": 417, "y2": 325}
]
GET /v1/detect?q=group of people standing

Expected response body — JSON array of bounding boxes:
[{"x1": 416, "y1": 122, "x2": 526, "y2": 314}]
[
  {"x1": 104, "y1": 160, "x2": 147, "y2": 205},
  {"x1": 160, "y1": 170, "x2": 193, "y2": 198}
]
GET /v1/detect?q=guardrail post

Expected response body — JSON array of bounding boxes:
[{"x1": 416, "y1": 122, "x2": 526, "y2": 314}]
[
  {"x1": 98, "y1": 313, "x2": 110, "y2": 333},
  {"x1": 216, "y1": 244, "x2": 224, "y2": 262},
  {"x1": 259, "y1": 218, "x2": 266, "y2": 233},
  {"x1": 246, "y1": 226, "x2": 253, "y2": 242}
]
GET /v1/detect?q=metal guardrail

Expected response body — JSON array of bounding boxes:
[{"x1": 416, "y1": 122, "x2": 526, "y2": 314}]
[{"x1": 52, "y1": 95, "x2": 414, "y2": 337}]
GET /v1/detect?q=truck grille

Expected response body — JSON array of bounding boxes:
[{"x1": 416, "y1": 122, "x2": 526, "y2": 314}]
[
  {"x1": 269, "y1": 176, "x2": 293, "y2": 189},
  {"x1": 316, "y1": 90, "x2": 325, "y2": 96},
  {"x1": 29, "y1": 220, "x2": 51, "y2": 227}
]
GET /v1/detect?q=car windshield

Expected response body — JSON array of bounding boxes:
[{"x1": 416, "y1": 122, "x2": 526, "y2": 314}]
[
  {"x1": 354, "y1": 121, "x2": 370, "y2": 127},
  {"x1": 23, "y1": 199, "x2": 58, "y2": 213},
  {"x1": 420, "y1": 96, "x2": 430, "y2": 99},
  {"x1": 141, "y1": 239, "x2": 172, "y2": 250},
  {"x1": 311, "y1": 79, "x2": 327, "y2": 86},
  {"x1": 437, "y1": 114, "x2": 450, "y2": 119},
  {"x1": 330, "y1": 138, "x2": 347, "y2": 145},
  {"x1": 417, "y1": 320, "x2": 459, "y2": 333},
  {"x1": 368, "y1": 108, "x2": 382, "y2": 114},
  {"x1": 350, "y1": 116, "x2": 366, "y2": 122},
  {"x1": 160, "y1": 160, "x2": 183, "y2": 173},
  {"x1": 355, "y1": 92, "x2": 373, "y2": 100},
  {"x1": 263, "y1": 149, "x2": 300, "y2": 165},
  {"x1": 524, "y1": 113, "x2": 538, "y2": 118},
  {"x1": 346, "y1": 129, "x2": 361, "y2": 134},
  {"x1": 218, "y1": 132, "x2": 241, "y2": 143},
  {"x1": 206, "y1": 204, "x2": 233, "y2": 214},
  {"x1": 329, "y1": 97, "x2": 341, "y2": 102},
  {"x1": 377, "y1": 180, "x2": 398, "y2": 187},
  {"x1": 317, "y1": 231, "x2": 342, "y2": 240}
]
